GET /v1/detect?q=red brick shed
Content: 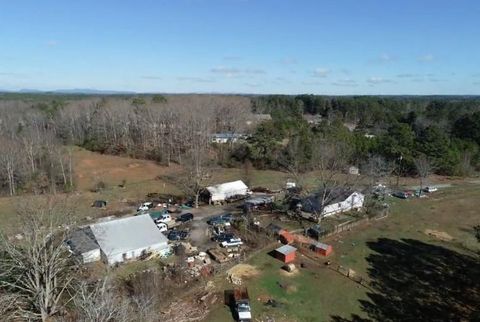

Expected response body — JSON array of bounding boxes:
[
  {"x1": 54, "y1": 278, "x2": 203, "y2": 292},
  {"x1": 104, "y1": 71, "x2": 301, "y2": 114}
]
[
  {"x1": 275, "y1": 245, "x2": 297, "y2": 263},
  {"x1": 311, "y1": 242, "x2": 333, "y2": 256},
  {"x1": 278, "y1": 230, "x2": 295, "y2": 245}
]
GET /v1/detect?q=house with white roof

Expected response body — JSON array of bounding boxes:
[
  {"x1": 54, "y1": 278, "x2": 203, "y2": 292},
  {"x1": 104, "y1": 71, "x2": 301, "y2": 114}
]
[{"x1": 90, "y1": 214, "x2": 170, "y2": 265}]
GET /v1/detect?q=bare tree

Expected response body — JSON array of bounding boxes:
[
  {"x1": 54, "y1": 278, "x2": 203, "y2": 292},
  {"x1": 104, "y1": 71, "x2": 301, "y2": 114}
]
[
  {"x1": 72, "y1": 277, "x2": 132, "y2": 322},
  {"x1": 308, "y1": 139, "x2": 358, "y2": 222},
  {"x1": 277, "y1": 135, "x2": 309, "y2": 189},
  {"x1": 0, "y1": 198, "x2": 77, "y2": 321},
  {"x1": 414, "y1": 154, "x2": 432, "y2": 193},
  {"x1": 362, "y1": 154, "x2": 394, "y2": 186},
  {"x1": 0, "y1": 137, "x2": 21, "y2": 196}
]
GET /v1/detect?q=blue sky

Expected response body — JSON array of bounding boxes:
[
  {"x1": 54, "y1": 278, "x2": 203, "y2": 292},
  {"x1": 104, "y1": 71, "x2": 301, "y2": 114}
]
[{"x1": 0, "y1": 0, "x2": 479, "y2": 94}]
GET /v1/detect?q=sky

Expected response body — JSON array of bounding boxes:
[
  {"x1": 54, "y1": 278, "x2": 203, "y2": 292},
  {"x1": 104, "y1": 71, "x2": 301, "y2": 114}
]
[{"x1": 0, "y1": 0, "x2": 479, "y2": 95}]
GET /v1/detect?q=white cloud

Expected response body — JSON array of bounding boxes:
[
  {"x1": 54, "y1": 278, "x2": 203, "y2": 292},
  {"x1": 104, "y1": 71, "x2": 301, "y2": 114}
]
[
  {"x1": 369, "y1": 53, "x2": 395, "y2": 64},
  {"x1": 280, "y1": 57, "x2": 297, "y2": 65},
  {"x1": 244, "y1": 68, "x2": 266, "y2": 75},
  {"x1": 396, "y1": 73, "x2": 419, "y2": 78},
  {"x1": 223, "y1": 55, "x2": 242, "y2": 61},
  {"x1": 177, "y1": 76, "x2": 214, "y2": 83},
  {"x1": 210, "y1": 66, "x2": 266, "y2": 77},
  {"x1": 302, "y1": 80, "x2": 322, "y2": 85},
  {"x1": 332, "y1": 78, "x2": 358, "y2": 87},
  {"x1": 210, "y1": 66, "x2": 241, "y2": 77},
  {"x1": 367, "y1": 77, "x2": 393, "y2": 84},
  {"x1": 379, "y1": 53, "x2": 393, "y2": 62},
  {"x1": 46, "y1": 40, "x2": 58, "y2": 47},
  {"x1": 244, "y1": 82, "x2": 261, "y2": 87},
  {"x1": 417, "y1": 54, "x2": 434, "y2": 62},
  {"x1": 141, "y1": 75, "x2": 162, "y2": 80},
  {"x1": 312, "y1": 68, "x2": 330, "y2": 78}
]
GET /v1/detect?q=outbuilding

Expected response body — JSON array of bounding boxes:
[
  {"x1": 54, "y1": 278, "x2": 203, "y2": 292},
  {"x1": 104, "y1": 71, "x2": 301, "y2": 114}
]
[
  {"x1": 278, "y1": 230, "x2": 295, "y2": 245},
  {"x1": 205, "y1": 180, "x2": 249, "y2": 204},
  {"x1": 90, "y1": 214, "x2": 171, "y2": 265},
  {"x1": 311, "y1": 242, "x2": 333, "y2": 256},
  {"x1": 274, "y1": 244, "x2": 297, "y2": 264}
]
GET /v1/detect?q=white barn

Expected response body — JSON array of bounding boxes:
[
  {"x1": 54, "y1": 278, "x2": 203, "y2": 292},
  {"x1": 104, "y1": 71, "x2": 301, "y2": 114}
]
[
  {"x1": 205, "y1": 180, "x2": 249, "y2": 204},
  {"x1": 90, "y1": 214, "x2": 170, "y2": 265}
]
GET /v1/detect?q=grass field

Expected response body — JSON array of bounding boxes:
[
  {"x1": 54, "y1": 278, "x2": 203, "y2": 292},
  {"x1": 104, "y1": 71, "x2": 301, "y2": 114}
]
[{"x1": 205, "y1": 182, "x2": 480, "y2": 322}]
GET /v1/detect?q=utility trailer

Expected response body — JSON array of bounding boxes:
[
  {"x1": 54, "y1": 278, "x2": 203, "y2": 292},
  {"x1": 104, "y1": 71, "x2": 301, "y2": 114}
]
[{"x1": 233, "y1": 287, "x2": 252, "y2": 322}]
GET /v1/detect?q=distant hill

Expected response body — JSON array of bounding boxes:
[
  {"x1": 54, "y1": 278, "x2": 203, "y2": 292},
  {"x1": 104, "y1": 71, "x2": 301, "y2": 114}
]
[{"x1": 0, "y1": 88, "x2": 137, "y2": 95}]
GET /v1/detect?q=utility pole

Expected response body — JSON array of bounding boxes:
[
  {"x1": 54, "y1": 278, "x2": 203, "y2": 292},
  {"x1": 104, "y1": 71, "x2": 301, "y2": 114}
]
[{"x1": 396, "y1": 155, "x2": 403, "y2": 187}]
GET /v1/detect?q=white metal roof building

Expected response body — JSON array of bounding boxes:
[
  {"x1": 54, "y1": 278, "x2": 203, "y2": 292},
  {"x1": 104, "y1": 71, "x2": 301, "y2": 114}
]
[
  {"x1": 90, "y1": 214, "x2": 170, "y2": 265},
  {"x1": 206, "y1": 180, "x2": 249, "y2": 203}
]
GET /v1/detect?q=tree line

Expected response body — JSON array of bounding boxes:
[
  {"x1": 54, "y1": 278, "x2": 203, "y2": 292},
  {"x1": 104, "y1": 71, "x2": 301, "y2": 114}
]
[
  {"x1": 0, "y1": 93, "x2": 479, "y2": 196},
  {"x1": 0, "y1": 94, "x2": 251, "y2": 196},
  {"x1": 238, "y1": 95, "x2": 480, "y2": 177}
]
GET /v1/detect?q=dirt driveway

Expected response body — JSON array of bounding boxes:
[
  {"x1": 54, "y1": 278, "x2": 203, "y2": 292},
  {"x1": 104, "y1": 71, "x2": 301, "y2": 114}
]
[{"x1": 176, "y1": 203, "x2": 243, "y2": 249}]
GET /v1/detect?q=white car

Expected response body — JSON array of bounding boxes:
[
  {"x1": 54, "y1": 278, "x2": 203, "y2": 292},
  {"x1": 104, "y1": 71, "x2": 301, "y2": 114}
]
[
  {"x1": 156, "y1": 222, "x2": 168, "y2": 232},
  {"x1": 424, "y1": 186, "x2": 438, "y2": 193},
  {"x1": 137, "y1": 202, "x2": 154, "y2": 212},
  {"x1": 221, "y1": 238, "x2": 243, "y2": 248},
  {"x1": 155, "y1": 214, "x2": 172, "y2": 224}
]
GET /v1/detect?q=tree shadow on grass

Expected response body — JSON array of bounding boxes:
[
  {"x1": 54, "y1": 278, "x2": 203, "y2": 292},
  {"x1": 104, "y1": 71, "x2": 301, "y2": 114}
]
[{"x1": 331, "y1": 238, "x2": 480, "y2": 322}]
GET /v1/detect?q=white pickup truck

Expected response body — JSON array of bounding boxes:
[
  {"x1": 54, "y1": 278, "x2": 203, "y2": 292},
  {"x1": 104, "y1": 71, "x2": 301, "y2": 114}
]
[{"x1": 156, "y1": 213, "x2": 172, "y2": 224}]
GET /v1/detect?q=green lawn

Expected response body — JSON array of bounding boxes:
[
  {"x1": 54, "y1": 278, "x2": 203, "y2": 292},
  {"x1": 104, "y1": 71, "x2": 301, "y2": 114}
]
[{"x1": 205, "y1": 182, "x2": 480, "y2": 322}]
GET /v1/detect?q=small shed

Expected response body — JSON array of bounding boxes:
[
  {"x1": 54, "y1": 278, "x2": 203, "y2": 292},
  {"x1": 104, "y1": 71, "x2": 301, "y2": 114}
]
[
  {"x1": 274, "y1": 245, "x2": 297, "y2": 263},
  {"x1": 348, "y1": 166, "x2": 360, "y2": 175},
  {"x1": 279, "y1": 230, "x2": 295, "y2": 245},
  {"x1": 311, "y1": 242, "x2": 333, "y2": 256}
]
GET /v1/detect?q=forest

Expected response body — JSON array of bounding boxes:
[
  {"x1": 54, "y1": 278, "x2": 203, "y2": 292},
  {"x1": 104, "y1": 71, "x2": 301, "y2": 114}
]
[{"x1": 0, "y1": 93, "x2": 479, "y2": 196}]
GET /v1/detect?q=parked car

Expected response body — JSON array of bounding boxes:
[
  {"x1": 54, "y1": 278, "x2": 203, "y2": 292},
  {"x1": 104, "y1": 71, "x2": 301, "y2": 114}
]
[
  {"x1": 423, "y1": 186, "x2": 438, "y2": 193},
  {"x1": 212, "y1": 233, "x2": 235, "y2": 242},
  {"x1": 167, "y1": 230, "x2": 189, "y2": 241},
  {"x1": 155, "y1": 213, "x2": 172, "y2": 224},
  {"x1": 392, "y1": 191, "x2": 408, "y2": 199},
  {"x1": 207, "y1": 213, "x2": 234, "y2": 225},
  {"x1": 156, "y1": 222, "x2": 168, "y2": 232},
  {"x1": 221, "y1": 238, "x2": 243, "y2": 248},
  {"x1": 137, "y1": 202, "x2": 155, "y2": 212},
  {"x1": 176, "y1": 213, "x2": 194, "y2": 223}
]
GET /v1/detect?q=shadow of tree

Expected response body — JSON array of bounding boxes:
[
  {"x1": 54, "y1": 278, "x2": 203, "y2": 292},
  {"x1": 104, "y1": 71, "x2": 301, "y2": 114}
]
[{"x1": 332, "y1": 238, "x2": 480, "y2": 322}]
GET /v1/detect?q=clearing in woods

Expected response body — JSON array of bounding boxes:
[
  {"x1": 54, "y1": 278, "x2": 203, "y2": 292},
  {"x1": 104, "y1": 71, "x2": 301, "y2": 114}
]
[{"x1": 205, "y1": 182, "x2": 480, "y2": 322}]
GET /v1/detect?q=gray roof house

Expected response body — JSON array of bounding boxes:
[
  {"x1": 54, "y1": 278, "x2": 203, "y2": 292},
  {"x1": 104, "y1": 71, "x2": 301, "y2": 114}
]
[
  {"x1": 66, "y1": 227, "x2": 101, "y2": 264},
  {"x1": 90, "y1": 214, "x2": 170, "y2": 265},
  {"x1": 294, "y1": 188, "x2": 365, "y2": 218}
]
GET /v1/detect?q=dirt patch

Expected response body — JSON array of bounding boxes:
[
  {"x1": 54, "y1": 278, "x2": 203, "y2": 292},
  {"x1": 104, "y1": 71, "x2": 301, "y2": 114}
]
[
  {"x1": 424, "y1": 229, "x2": 454, "y2": 241},
  {"x1": 227, "y1": 264, "x2": 259, "y2": 280}
]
